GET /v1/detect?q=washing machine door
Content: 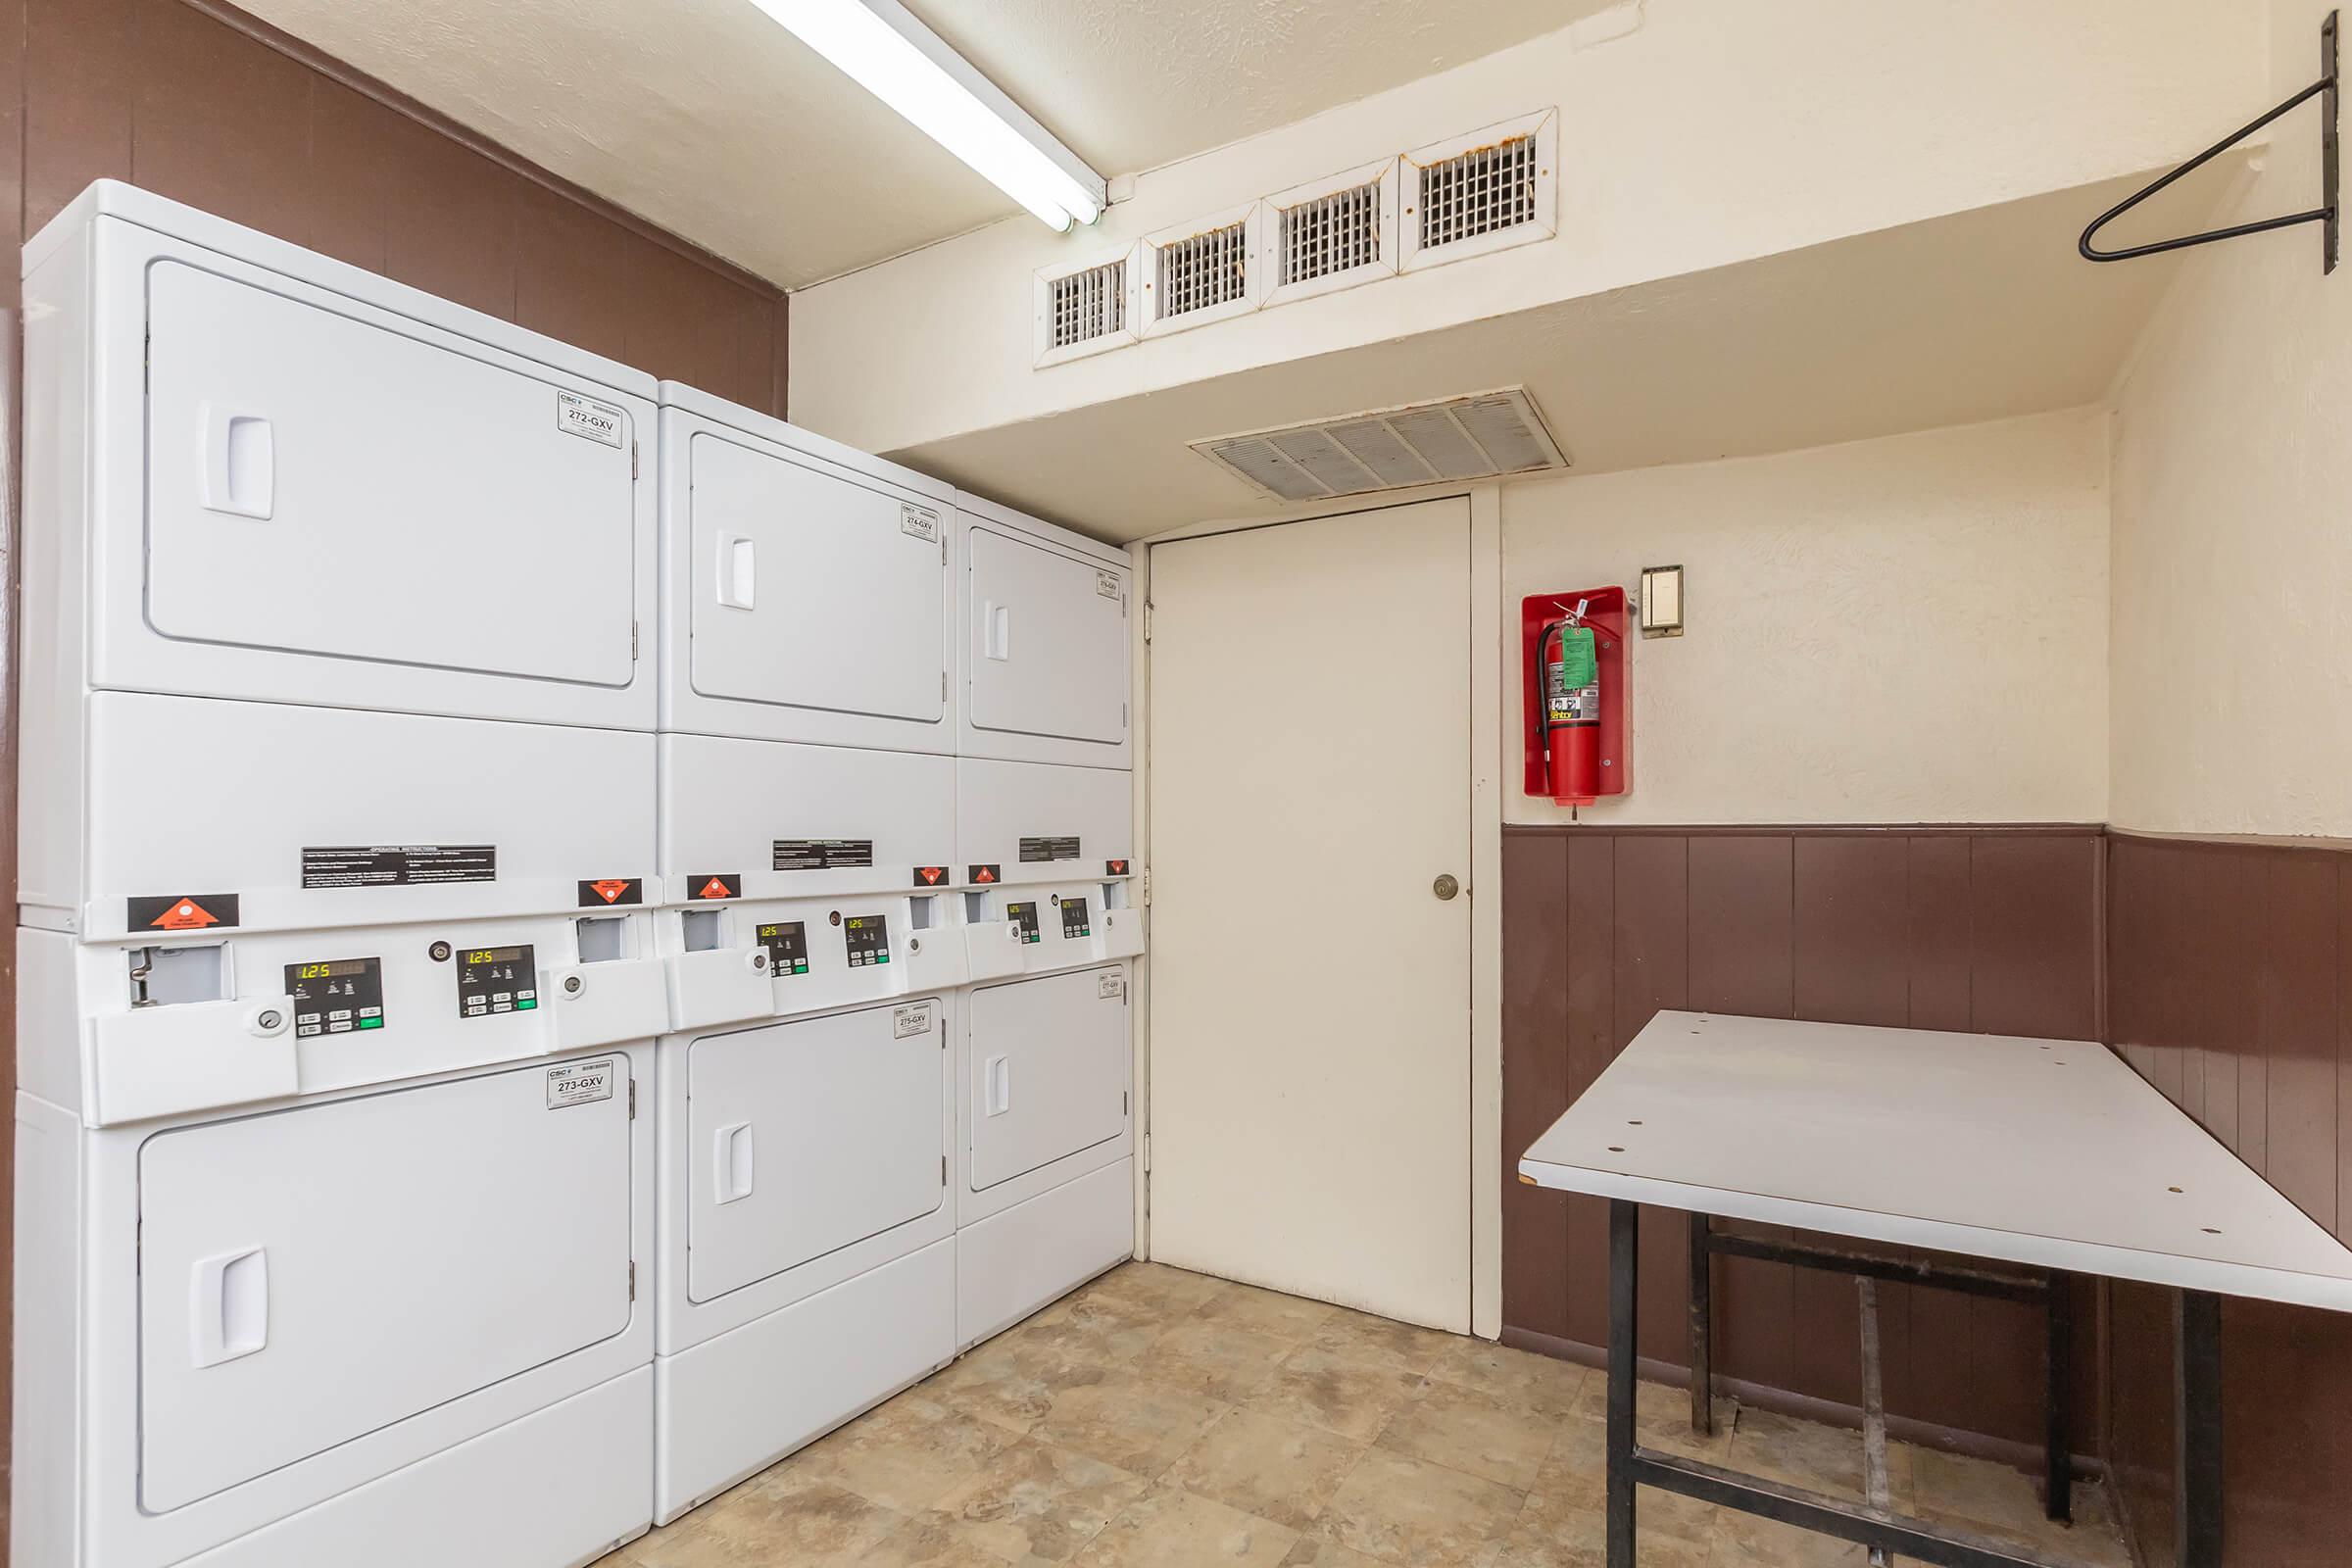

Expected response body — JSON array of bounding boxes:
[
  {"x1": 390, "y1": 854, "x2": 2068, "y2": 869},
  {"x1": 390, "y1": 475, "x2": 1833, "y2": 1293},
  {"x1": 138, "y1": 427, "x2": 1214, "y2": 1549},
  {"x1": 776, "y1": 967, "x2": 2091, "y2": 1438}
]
[
  {"x1": 967, "y1": 966, "x2": 1128, "y2": 1191},
  {"x1": 143, "y1": 261, "x2": 640, "y2": 692},
  {"x1": 137, "y1": 1056, "x2": 635, "y2": 1512},
  {"x1": 687, "y1": 999, "x2": 949, "y2": 1302}
]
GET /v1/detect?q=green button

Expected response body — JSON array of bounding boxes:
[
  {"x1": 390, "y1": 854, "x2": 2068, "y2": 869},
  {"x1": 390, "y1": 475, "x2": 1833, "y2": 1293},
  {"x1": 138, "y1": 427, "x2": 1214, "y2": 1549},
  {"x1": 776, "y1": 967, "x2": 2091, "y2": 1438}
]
[
  {"x1": 516, "y1": 998, "x2": 537, "y2": 1010},
  {"x1": 359, "y1": 1016, "x2": 384, "y2": 1030},
  {"x1": 878, "y1": 954, "x2": 890, "y2": 963}
]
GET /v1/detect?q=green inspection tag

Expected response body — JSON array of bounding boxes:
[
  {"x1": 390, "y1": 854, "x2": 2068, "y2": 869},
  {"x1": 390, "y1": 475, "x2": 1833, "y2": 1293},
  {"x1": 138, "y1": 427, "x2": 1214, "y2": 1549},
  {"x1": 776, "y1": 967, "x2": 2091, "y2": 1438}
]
[{"x1": 1555, "y1": 625, "x2": 1597, "y2": 690}]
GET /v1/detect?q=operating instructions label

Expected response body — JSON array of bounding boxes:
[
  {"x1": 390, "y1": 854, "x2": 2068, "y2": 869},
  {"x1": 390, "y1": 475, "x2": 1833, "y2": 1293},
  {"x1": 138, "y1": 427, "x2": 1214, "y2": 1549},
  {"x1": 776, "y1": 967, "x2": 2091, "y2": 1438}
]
[
  {"x1": 303, "y1": 845, "x2": 496, "y2": 889},
  {"x1": 774, "y1": 839, "x2": 874, "y2": 871},
  {"x1": 1018, "y1": 835, "x2": 1081, "y2": 863}
]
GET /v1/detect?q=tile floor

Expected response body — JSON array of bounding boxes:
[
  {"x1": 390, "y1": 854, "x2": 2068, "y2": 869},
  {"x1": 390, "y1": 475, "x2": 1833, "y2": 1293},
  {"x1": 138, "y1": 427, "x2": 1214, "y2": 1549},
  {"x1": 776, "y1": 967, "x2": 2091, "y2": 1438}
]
[{"x1": 602, "y1": 1262, "x2": 2133, "y2": 1567}]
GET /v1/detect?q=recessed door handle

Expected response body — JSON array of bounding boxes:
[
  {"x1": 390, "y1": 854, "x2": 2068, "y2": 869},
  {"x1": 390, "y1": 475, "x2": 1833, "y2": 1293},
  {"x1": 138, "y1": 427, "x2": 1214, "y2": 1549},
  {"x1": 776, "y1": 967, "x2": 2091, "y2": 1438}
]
[{"x1": 1433, "y1": 874, "x2": 1460, "y2": 901}]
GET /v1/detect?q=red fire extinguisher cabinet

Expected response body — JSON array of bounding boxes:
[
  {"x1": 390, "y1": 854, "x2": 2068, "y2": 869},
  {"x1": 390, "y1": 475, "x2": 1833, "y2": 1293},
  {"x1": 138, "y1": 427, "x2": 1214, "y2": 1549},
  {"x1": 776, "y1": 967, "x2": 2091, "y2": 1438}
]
[{"x1": 1520, "y1": 587, "x2": 1630, "y2": 806}]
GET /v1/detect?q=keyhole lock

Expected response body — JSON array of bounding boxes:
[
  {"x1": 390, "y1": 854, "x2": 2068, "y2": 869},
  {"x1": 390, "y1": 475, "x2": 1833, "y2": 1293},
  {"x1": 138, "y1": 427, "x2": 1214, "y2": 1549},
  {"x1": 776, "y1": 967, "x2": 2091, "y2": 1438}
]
[{"x1": 1433, "y1": 874, "x2": 1461, "y2": 901}]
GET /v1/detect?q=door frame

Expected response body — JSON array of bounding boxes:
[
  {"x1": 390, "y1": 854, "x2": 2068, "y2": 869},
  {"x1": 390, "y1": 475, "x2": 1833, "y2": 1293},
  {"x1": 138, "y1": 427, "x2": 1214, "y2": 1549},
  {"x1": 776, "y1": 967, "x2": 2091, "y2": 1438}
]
[{"x1": 1128, "y1": 482, "x2": 1505, "y2": 1339}]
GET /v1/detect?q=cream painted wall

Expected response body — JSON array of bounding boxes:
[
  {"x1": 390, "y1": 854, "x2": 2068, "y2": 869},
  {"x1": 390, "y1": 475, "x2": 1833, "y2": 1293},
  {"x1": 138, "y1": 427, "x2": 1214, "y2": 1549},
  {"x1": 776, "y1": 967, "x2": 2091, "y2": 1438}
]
[
  {"x1": 793, "y1": 0, "x2": 2261, "y2": 461},
  {"x1": 1503, "y1": 410, "x2": 2112, "y2": 826},
  {"x1": 2107, "y1": 0, "x2": 2352, "y2": 838}
]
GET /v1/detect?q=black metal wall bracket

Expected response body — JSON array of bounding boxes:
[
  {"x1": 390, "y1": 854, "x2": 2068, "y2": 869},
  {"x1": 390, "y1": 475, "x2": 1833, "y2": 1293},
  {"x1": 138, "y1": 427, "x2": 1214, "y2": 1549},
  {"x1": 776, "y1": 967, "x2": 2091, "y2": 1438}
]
[{"x1": 2080, "y1": 9, "x2": 2339, "y2": 273}]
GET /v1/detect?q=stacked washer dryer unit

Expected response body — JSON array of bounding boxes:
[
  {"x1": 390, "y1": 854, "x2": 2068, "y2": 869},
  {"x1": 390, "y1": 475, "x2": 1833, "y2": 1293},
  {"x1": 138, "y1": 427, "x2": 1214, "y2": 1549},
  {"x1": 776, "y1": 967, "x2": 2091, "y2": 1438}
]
[
  {"x1": 952, "y1": 495, "x2": 1142, "y2": 1349},
  {"x1": 651, "y1": 385, "x2": 971, "y2": 1522},
  {"x1": 13, "y1": 183, "x2": 665, "y2": 1568}
]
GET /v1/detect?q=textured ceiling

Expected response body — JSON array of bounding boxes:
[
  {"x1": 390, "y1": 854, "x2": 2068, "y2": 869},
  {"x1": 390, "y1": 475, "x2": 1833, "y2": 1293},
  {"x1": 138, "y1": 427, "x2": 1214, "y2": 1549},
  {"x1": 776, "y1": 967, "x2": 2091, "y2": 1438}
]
[{"x1": 237, "y1": 0, "x2": 1602, "y2": 289}]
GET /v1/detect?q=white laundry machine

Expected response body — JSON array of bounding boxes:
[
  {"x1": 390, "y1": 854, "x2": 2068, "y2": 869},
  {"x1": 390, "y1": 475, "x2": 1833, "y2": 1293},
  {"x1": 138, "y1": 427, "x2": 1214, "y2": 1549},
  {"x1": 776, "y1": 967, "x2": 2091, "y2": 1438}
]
[
  {"x1": 951, "y1": 753, "x2": 1139, "y2": 1348},
  {"x1": 15, "y1": 181, "x2": 665, "y2": 1568},
  {"x1": 650, "y1": 741, "x2": 968, "y2": 1520},
  {"x1": 955, "y1": 493, "x2": 1134, "y2": 770},
  {"x1": 956, "y1": 962, "x2": 1136, "y2": 1350},
  {"x1": 651, "y1": 386, "x2": 971, "y2": 1519}
]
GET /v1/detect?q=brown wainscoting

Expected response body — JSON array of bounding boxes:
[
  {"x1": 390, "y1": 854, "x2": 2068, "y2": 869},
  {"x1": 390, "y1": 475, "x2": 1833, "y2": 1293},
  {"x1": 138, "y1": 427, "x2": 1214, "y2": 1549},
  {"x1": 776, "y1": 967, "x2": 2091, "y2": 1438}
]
[
  {"x1": 1500, "y1": 824, "x2": 2106, "y2": 1452},
  {"x1": 2102, "y1": 832, "x2": 2352, "y2": 1568}
]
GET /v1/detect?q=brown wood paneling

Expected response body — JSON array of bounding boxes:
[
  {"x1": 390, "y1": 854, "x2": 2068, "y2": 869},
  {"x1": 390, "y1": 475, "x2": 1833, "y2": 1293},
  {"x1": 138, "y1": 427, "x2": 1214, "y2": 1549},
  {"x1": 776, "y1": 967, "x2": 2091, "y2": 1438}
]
[
  {"x1": 1501, "y1": 823, "x2": 2106, "y2": 1453},
  {"x1": 2263, "y1": 853, "x2": 2340, "y2": 1232},
  {"x1": 1792, "y1": 836, "x2": 1910, "y2": 1027},
  {"x1": 1561, "y1": 835, "x2": 1616, "y2": 1350},
  {"x1": 1500, "y1": 832, "x2": 1570, "y2": 1342},
  {"x1": 1968, "y1": 833, "x2": 2099, "y2": 1040},
  {"x1": 2101, "y1": 833, "x2": 2352, "y2": 1567}
]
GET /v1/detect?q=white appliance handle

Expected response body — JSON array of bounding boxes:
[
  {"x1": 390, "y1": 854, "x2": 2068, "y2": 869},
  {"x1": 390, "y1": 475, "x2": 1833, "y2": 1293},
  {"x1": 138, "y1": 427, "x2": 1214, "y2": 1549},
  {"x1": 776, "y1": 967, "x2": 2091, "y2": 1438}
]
[
  {"x1": 984, "y1": 1054, "x2": 1012, "y2": 1116},
  {"x1": 190, "y1": 1247, "x2": 270, "y2": 1369},
  {"x1": 715, "y1": 533, "x2": 757, "y2": 610},
  {"x1": 984, "y1": 601, "x2": 1012, "y2": 661},
  {"x1": 713, "y1": 1121, "x2": 757, "y2": 1203},
  {"x1": 201, "y1": 407, "x2": 275, "y2": 519}
]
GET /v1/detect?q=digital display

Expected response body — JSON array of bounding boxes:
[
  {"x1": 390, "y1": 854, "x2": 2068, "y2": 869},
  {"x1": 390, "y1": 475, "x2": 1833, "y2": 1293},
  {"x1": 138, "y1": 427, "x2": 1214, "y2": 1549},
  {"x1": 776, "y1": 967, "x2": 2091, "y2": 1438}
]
[
  {"x1": 456, "y1": 943, "x2": 537, "y2": 1018},
  {"x1": 285, "y1": 956, "x2": 384, "y2": 1037},
  {"x1": 1060, "y1": 897, "x2": 1092, "y2": 939},
  {"x1": 757, "y1": 921, "x2": 810, "y2": 976},
  {"x1": 1006, "y1": 902, "x2": 1042, "y2": 944},
  {"x1": 844, "y1": 914, "x2": 890, "y2": 968}
]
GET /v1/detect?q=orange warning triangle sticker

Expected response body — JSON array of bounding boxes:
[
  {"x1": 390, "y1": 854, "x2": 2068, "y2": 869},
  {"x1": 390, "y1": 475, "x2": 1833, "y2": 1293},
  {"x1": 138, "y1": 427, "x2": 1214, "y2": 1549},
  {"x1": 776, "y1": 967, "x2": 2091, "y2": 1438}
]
[
  {"x1": 699, "y1": 877, "x2": 733, "y2": 900},
  {"x1": 589, "y1": 878, "x2": 633, "y2": 905},
  {"x1": 152, "y1": 899, "x2": 220, "y2": 931}
]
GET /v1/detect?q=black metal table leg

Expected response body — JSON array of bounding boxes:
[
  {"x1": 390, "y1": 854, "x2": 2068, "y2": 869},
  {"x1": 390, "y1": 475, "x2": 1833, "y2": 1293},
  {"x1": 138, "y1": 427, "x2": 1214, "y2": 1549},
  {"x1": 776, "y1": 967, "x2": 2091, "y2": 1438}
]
[
  {"x1": 2045, "y1": 1270, "x2": 2074, "y2": 1524},
  {"x1": 1689, "y1": 1212, "x2": 1714, "y2": 1437},
  {"x1": 1608, "y1": 1199, "x2": 1640, "y2": 1568},
  {"x1": 2174, "y1": 1291, "x2": 2224, "y2": 1568}
]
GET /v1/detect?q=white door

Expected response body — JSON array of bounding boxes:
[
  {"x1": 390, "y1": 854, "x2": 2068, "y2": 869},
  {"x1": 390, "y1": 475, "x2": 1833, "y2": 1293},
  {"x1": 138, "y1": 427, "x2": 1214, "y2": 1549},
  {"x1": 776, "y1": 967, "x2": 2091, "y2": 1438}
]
[
  {"x1": 145, "y1": 262, "x2": 640, "y2": 689},
  {"x1": 1147, "y1": 499, "x2": 1473, "y2": 1330},
  {"x1": 967, "y1": 527, "x2": 1130, "y2": 751},
  {"x1": 138, "y1": 1056, "x2": 635, "y2": 1512},
  {"x1": 687, "y1": 432, "x2": 949, "y2": 731},
  {"x1": 687, "y1": 1000, "x2": 949, "y2": 1301},
  {"x1": 968, "y1": 967, "x2": 1130, "y2": 1191}
]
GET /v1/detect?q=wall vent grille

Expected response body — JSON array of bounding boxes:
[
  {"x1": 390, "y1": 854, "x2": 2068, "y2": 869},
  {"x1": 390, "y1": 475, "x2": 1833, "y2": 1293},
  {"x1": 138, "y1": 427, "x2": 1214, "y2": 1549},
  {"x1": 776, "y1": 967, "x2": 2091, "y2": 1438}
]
[
  {"x1": 1156, "y1": 220, "x2": 1251, "y2": 319},
  {"x1": 1280, "y1": 180, "x2": 1384, "y2": 284},
  {"x1": 1050, "y1": 258, "x2": 1126, "y2": 348},
  {"x1": 1417, "y1": 134, "x2": 1541, "y2": 251},
  {"x1": 1194, "y1": 388, "x2": 1567, "y2": 504}
]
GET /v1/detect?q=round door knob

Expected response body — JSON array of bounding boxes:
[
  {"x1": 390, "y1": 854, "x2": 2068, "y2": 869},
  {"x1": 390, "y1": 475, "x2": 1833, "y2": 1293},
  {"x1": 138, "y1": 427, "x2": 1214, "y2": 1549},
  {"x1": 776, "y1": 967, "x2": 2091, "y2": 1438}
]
[{"x1": 1433, "y1": 874, "x2": 1460, "y2": 901}]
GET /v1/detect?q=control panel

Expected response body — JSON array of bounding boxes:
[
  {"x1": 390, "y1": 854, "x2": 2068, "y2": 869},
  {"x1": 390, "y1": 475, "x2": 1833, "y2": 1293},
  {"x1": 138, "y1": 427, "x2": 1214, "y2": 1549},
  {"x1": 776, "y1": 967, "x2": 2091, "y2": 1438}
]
[
  {"x1": 1006, "y1": 901, "x2": 1042, "y2": 944},
  {"x1": 456, "y1": 944, "x2": 538, "y2": 1018},
  {"x1": 843, "y1": 914, "x2": 891, "y2": 968},
  {"x1": 756, "y1": 920, "x2": 810, "y2": 976},
  {"x1": 1059, "y1": 896, "x2": 1091, "y2": 939},
  {"x1": 285, "y1": 956, "x2": 384, "y2": 1038}
]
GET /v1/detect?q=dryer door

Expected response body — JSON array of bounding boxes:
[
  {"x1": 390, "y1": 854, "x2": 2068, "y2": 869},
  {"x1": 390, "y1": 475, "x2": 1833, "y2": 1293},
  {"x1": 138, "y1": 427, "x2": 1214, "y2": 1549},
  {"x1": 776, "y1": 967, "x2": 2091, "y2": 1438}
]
[
  {"x1": 137, "y1": 1055, "x2": 635, "y2": 1512},
  {"x1": 143, "y1": 262, "x2": 640, "y2": 691},
  {"x1": 966, "y1": 528, "x2": 1128, "y2": 750},
  {"x1": 687, "y1": 999, "x2": 948, "y2": 1302},
  {"x1": 967, "y1": 967, "x2": 1128, "y2": 1191},
  {"x1": 686, "y1": 431, "x2": 949, "y2": 734}
]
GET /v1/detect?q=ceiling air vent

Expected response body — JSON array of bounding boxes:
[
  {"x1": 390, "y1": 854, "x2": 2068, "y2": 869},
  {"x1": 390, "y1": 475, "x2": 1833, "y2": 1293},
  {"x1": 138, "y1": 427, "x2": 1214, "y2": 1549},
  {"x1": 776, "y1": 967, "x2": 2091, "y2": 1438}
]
[
  {"x1": 1141, "y1": 203, "x2": 1265, "y2": 336},
  {"x1": 1401, "y1": 111, "x2": 1558, "y2": 272},
  {"x1": 1194, "y1": 388, "x2": 1567, "y2": 504},
  {"x1": 1033, "y1": 246, "x2": 1140, "y2": 367},
  {"x1": 1262, "y1": 159, "x2": 1399, "y2": 307}
]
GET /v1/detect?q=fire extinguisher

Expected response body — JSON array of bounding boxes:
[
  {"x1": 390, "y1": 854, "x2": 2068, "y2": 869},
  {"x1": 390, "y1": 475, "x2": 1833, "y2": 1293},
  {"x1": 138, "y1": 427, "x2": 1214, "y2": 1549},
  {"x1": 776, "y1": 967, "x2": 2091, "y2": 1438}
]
[{"x1": 1539, "y1": 601, "x2": 1602, "y2": 806}]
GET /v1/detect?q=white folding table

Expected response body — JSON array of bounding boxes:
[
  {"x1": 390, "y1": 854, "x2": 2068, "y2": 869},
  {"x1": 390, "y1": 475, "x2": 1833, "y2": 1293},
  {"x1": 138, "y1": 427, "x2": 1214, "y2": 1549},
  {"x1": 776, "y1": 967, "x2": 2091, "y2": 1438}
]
[{"x1": 1518, "y1": 1010, "x2": 2352, "y2": 1568}]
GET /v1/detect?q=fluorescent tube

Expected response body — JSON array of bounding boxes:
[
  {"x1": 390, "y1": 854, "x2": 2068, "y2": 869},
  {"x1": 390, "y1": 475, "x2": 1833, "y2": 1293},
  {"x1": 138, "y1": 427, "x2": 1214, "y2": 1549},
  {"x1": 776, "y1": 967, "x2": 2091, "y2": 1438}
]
[{"x1": 748, "y1": 0, "x2": 1106, "y2": 230}]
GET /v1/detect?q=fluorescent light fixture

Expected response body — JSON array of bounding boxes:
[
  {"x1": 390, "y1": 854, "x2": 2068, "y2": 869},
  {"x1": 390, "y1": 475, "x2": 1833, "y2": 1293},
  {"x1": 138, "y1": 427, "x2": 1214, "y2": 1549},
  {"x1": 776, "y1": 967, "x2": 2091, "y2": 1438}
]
[{"x1": 747, "y1": 0, "x2": 1108, "y2": 231}]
